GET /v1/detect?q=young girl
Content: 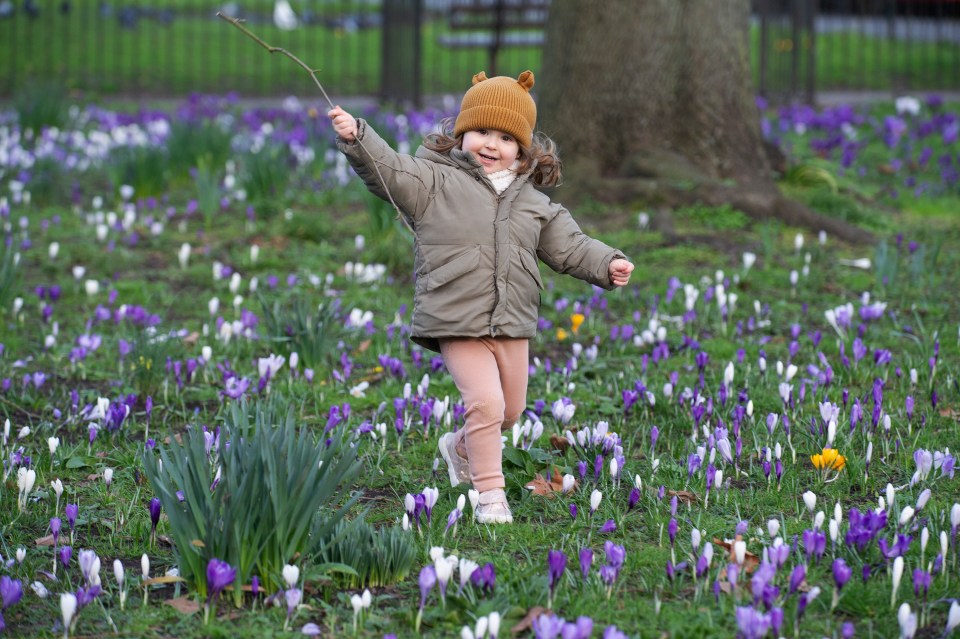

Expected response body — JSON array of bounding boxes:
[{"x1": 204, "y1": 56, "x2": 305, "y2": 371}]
[{"x1": 329, "y1": 70, "x2": 634, "y2": 524}]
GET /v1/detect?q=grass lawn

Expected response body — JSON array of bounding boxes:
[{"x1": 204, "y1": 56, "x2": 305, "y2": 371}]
[{"x1": 0, "y1": 93, "x2": 958, "y2": 638}]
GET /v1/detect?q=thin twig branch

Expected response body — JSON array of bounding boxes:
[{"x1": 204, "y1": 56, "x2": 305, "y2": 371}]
[{"x1": 216, "y1": 12, "x2": 413, "y2": 233}]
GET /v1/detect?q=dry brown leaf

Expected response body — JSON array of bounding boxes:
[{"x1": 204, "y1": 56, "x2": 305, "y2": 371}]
[
  {"x1": 525, "y1": 467, "x2": 574, "y2": 497},
  {"x1": 182, "y1": 331, "x2": 200, "y2": 345},
  {"x1": 549, "y1": 435, "x2": 570, "y2": 453},
  {"x1": 667, "y1": 489, "x2": 698, "y2": 505},
  {"x1": 938, "y1": 407, "x2": 959, "y2": 420},
  {"x1": 35, "y1": 534, "x2": 55, "y2": 547},
  {"x1": 165, "y1": 596, "x2": 200, "y2": 615},
  {"x1": 511, "y1": 605, "x2": 549, "y2": 635},
  {"x1": 356, "y1": 339, "x2": 372, "y2": 353},
  {"x1": 144, "y1": 576, "x2": 186, "y2": 586}
]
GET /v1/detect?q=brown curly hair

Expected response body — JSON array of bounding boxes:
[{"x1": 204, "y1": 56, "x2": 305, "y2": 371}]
[{"x1": 422, "y1": 117, "x2": 563, "y2": 187}]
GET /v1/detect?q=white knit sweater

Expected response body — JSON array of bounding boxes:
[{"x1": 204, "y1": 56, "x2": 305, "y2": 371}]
[{"x1": 487, "y1": 165, "x2": 519, "y2": 195}]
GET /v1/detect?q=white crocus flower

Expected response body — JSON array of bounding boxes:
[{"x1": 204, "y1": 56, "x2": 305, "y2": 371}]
[
  {"x1": 590, "y1": 489, "x2": 602, "y2": 513},
  {"x1": 897, "y1": 602, "x2": 917, "y2": 638},
  {"x1": 899, "y1": 506, "x2": 915, "y2": 526},
  {"x1": 734, "y1": 540, "x2": 746, "y2": 565},
  {"x1": 946, "y1": 601, "x2": 960, "y2": 634},
  {"x1": 282, "y1": 565, "x2": 299, "y2": 588},
  {"x1": 61, "y1": 593, "x2": 78, "y2": 631},
  {"x1": 178, "y1": 243, "x2": 191, "y2": 269},
  {"x1": 768, "y1": 519, "x2": 780, "y2": 538},
  {"x1": 891, "y1": 556, "x2": 904, "y2": 608},
  {"x1": 802, "y1": 491, "x2": 817, "y2": 514}
]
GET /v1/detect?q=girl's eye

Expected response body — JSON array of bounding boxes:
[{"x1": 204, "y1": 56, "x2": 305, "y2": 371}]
[
  {"x1": 476, "y1": 129, "x2": 487, "y2": 135},
  {"x1": 501, "y1": 135, "x2": 514, "y2": 142}
]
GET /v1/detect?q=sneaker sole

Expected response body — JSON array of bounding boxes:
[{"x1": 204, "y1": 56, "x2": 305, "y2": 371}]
[
  {"x1": 438, "y1": 433, "x2": 463, "y2": 488},
  {"x1": 476, "y1": 511, "x2": 513, "y2": 524}
]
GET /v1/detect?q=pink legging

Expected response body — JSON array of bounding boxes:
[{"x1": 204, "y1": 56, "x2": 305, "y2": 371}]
[{"x1": 439, "y1": 336, "x2": 529, "y2": 492}]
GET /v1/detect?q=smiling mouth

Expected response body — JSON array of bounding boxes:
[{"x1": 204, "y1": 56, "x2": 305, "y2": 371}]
[{"x1": 478, "y1": 153, "x2": 497, "y2": 162}]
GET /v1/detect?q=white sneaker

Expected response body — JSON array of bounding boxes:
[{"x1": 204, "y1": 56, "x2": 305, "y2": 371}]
[
  {"x1": 438, "y1": 432, "x2": 471, "y2": 487},
  {"x1": 476, "y1": 489, "x2": 513, "y2": 524}
]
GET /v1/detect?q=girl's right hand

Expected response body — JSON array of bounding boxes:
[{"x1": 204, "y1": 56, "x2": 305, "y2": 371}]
[{"x1": 328, "y1": 106, "x2": 358, "y2": 142}]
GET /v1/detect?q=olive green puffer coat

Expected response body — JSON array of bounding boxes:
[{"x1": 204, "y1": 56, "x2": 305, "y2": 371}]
[{"x1": 338, "y1": 120, "x2": 628, "y2": 352}]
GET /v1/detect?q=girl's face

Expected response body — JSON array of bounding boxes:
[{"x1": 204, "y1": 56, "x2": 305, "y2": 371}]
[{"x1": 461, "y1": 129, "x2": 519, "y2": 174}]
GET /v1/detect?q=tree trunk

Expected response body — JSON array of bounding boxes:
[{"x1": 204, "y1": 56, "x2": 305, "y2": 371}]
[{"x1": 537, "y1": 0, "x2": 873, "y2": 245}]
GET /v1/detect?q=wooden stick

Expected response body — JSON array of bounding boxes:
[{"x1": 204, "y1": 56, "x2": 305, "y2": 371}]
[{"x1": 216, "y1": 12, "x2": 412, "y2": 233}]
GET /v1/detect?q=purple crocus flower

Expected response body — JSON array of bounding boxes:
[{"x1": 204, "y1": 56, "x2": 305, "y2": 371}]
[
  {"x1": 0, "y1": 576, "x2": 23, "y2": 610},
  {"x1": 598, "y1": 564, "x2": 619, "y2": 587},
  {"x1": 149, "y1": 498, "x2": 161, "y2": 534},
  {"x1": 627, "y1": 487, "x2": 640, "y2": 510},
  {"x1": 532, "y1": 612, "x2": 566, "y2": 639},
  {"x1": 832, "y1": 558, "x2": 852, "y2": 591},
  {"x1": 788, "y1": 565, "x2": 806, "y2": 595},
  {"x1": 735, "y1": 605, "x2": 771, "y2": 639},
  {"x1": 668, "y1": 518, "x2": 678, "y2": 546},
  {"x1": 579, "y1": 548, "x2": 593, "y2": 581},
  {"x1": 469, "y1": 562, "x2": 495, "y2": 594},
  {"x1": 418, "y1": 565, "x2": 436, "y2": 612},
  {"x1": 50, "y1": 517, "x2": 62, "y2": 546},
  {"x1": 60, "y1": 545, "x2": 72, "y2": 568},
  {"x1": 569, "y1": 503, "x2": 578, "y2": 521},
  {"x1": 205, "y1": 558, "x2": 236, "y2": 609},
  {"x1": 604, "y1": 542, "x2": 626, "y2": 570},
  {"x1": 599, "y1": 519, "x2": 616, "y2": 534},
  {"x1": 912, "y1": 568, "x2": 931, "y2": 599},
  {"x1": 547, "y1": 550, "x2": 568, "y2": 597}
]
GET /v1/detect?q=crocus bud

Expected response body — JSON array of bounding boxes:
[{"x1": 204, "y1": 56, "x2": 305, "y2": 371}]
[
  {"x1": 468, "y1": 489, "x2": 480, "y2": 514},
  {"x1": 899, "y1": 506, "x2": 915, "y2": 526},
  {"x1": 833, "y1": 502, "x2": 843, "y2": 524},
  {"x1": 61, "y1": 592, "x2": 78, "y2": 629},
  {"x1": 891, "y1": 556, "x2": 904, "y2": 607},
  {"x1": 103, "y1": 468, "x2": 113, "y2": 486},
  {"x1": 768, "y1": 520, "x2": 780, "y2": 538},
  {"x1": 814, "y1": 511, "x2": 825, "y2": 530},
  {"x1": 562, "y1": 474, "x2": 575, "y2": 494},
  {"x1": 590, "y1": 489, "x2": 602, "y2": 513},
  {"x1": 803, "y1": 491, "x2": 817, "y2": 514},
  {"x1": 141, "y1": 553, "x2": 150, "y2": 579},
  {"x1": 488, "y1": 611, "x2": 501, "y2": 638},
  {"x1": 734, "y1": 540, "x2": 746, "y2": 566},
  {"x1": 947, "y1": 601, "x2": 960, "y2": 634},
  {"x1": 916, "y1": 489, "x2": 931, "y2": 510},
  {"x1": 114, "y1": 559, "x2": 125, "y2": 586},
  {"x1": 886, "y1": 483, "x2": 896, "y2": 509}
]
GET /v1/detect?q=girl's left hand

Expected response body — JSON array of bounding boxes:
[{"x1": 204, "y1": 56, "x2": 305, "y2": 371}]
[{"x1": 609, "y1": 258, "x2": 634, "y2": 287}]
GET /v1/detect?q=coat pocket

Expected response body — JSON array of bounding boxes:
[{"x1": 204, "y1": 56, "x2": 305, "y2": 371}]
[
  {"x1": 518, "y1": 247, "x2": 544, "y2": 290},
  {"x1": 426, "y1": 245, "x2": 482, "y2": 291}
]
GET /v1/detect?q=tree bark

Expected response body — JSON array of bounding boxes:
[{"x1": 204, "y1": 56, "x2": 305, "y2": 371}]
[{"x1": 537, "y1": 0, "x2": 874, "y2": 245}]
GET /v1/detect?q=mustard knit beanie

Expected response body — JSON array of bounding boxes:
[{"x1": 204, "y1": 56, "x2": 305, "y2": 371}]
[{"x1": 453, "y1": 70, "x2": 536, "y2": 148}]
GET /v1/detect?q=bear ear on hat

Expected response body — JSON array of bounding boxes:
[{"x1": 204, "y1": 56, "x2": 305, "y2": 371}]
[
  {"x1": 472, "y1": 71, "x2": 489, "y2": 85},
  {"x1": 517, "y1": 70, "x2": 535, "y2": 91}
]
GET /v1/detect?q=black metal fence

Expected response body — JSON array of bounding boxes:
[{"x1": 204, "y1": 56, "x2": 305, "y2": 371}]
[{"x1": 1, "y1": 0, "x2": 958, "y2": 104}]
